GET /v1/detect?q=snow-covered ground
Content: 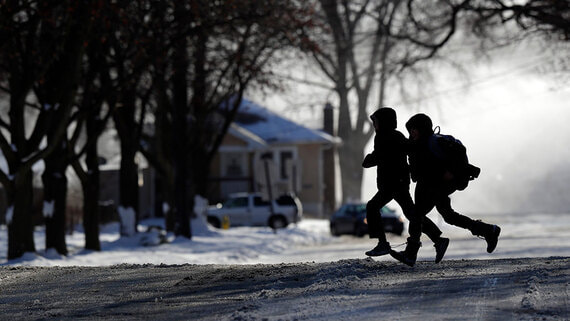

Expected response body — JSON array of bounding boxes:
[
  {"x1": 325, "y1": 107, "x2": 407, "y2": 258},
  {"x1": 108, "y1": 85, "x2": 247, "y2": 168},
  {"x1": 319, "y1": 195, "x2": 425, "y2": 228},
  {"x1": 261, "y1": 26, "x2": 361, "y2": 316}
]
[
  {"x1": 1, "y1": 213, "x2": 569, "y2": 320},
  {"x1": 1, "y1": 212, "x2": 569, "y2": 266}
]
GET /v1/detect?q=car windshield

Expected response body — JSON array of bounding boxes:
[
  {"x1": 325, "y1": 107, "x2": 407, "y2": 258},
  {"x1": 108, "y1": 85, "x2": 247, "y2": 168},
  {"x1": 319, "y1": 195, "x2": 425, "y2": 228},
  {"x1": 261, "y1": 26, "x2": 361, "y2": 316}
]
[
  {"x1": 223, "y1": 197, "x2": 248, "y2": 208},
  {"x1": 345, "y1": 204, "x2": 366, "y2": 217}
]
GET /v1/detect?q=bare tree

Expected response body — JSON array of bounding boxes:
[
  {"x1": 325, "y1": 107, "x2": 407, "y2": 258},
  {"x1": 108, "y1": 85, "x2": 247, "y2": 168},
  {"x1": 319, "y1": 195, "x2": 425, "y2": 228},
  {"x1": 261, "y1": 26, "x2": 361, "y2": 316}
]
[
  {"x1": 0, "y1": 1, "x2": 92, "y2": 259},
  {"x1": 141, "y1": 0, "x2": 316, "y2": 237},
  {"x1": 307, "y1": 0, "x2": 462, "y2": 201},
  {"x1": 97, "y1": 0, "x2": 156, "y2": 236},
  {"x1": 67, "y1": 16, "x2": 117, "y2": 251},
  {"x1": 463, "y1": 0, "x2": 570, "y2": 40}
]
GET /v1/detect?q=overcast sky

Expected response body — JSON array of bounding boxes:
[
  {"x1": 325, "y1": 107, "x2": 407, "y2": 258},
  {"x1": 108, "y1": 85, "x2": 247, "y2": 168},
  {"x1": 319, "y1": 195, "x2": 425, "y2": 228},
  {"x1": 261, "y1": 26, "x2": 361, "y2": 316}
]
[{"x1": 254, "y1": 37, "x2": 570, "y2": 214}]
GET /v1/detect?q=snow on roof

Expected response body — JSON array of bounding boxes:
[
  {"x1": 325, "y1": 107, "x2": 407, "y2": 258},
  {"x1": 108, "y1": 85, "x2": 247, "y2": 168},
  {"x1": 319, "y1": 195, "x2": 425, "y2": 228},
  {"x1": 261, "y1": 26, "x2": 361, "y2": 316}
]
[
  {"x1": 227, "y1": 123, "x2": 267, "y2": 150},
  {"x1": 234, "y1": 99, "x2": 340, "y2": 146}
]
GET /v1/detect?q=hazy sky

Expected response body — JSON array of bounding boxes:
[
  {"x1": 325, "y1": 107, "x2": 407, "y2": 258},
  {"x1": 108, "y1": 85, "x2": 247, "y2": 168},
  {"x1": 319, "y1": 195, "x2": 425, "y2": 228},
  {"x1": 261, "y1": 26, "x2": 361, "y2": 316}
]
[{"x1": 255, "y1": 38, "x2": 570, "y2": 215}]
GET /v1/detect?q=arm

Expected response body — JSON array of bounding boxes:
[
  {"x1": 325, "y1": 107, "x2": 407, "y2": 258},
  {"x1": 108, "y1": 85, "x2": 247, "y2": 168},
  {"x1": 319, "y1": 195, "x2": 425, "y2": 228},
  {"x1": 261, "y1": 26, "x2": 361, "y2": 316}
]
[
  {"x1": 362, "y1": 135, "x2": 380, "y2": 168},
  {"x1": 362, "y1": 152, "x2": 378, "y2": 168}
]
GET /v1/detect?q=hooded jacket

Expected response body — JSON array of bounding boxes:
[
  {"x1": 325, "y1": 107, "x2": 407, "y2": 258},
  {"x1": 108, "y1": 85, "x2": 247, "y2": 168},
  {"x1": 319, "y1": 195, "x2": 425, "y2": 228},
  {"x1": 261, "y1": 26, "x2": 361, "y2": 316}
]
[{"x1": 362, "y1": 108, "x2": 410, "y2": 188}]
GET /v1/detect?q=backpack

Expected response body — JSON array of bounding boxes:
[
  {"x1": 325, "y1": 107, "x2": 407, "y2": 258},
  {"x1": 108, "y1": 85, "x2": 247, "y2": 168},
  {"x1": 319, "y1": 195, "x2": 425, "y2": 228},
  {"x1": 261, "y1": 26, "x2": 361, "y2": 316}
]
[{"x1": 428, "y1": 130, "x2": 481, "y2": 190}]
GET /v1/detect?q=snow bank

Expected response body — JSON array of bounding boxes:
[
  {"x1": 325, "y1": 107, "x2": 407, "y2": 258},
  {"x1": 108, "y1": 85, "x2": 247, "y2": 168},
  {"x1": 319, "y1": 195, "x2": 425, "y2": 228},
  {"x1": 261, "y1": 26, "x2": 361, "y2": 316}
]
[{"x1": 0, "y1": 218, "x2": 334, "y2": 267}]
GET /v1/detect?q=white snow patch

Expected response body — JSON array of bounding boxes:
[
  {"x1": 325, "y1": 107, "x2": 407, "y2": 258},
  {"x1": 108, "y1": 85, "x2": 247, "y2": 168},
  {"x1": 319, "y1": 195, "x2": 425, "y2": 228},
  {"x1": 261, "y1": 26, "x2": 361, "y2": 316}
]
[
  {"x1": 1, "y1": 213, "x2": 569, "y2": 266},
  {"x1": 118, "y1": 206, "x2": 136, "y2": 237},
  {"x1": 43, "y1": 201, "x2": 55, "y2": 219},
  {"x1": 5, "y1": 206, "x2": 13, "y2": 225},
  {"x1": 44, "y1": 248, "x2": 65, "y2": 260},
  {"x1": 191, "y1": 195, "x2": 216, "y2": 237}
]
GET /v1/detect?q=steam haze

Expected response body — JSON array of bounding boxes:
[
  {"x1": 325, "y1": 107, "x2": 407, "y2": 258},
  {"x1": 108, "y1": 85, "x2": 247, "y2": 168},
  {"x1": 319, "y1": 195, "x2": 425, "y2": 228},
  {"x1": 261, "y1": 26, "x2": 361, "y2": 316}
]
[
  {"x1": 361, "y1": 45, "x2": 570, "y2": 215},
  {"x1": 257, "y1": 39, "x2": 570, "y2": 215}
]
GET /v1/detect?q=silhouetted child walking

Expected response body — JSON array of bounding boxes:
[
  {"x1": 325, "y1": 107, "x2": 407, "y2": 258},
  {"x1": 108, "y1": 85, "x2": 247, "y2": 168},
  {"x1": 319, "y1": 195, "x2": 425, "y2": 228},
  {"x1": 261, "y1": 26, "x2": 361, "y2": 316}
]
[
  {"x1": 364, "y1": 108, "x2": 449, "y2": 262},
  {"x1": 391, "y1": 113, "x2": 501, "y2": 266}
]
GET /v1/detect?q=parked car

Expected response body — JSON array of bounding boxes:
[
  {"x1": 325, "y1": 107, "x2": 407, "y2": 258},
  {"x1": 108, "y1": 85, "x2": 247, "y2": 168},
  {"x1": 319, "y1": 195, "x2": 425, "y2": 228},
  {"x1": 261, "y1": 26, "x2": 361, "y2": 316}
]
[
  {"x1": 206, "y1": 193, "x2": 302, "y2": 229},
  {"x1": 329, "y1": 203, "x2": 404, "y2": 237}
]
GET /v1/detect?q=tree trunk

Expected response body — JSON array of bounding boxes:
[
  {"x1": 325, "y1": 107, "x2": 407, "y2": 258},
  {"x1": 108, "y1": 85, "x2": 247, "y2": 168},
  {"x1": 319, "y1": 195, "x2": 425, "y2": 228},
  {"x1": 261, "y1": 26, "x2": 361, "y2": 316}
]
[
  {"x1": 337, "y1": 137, "x2": 367, "y2": 201},
  {"x1": 170, "y1": 2, "x2": 191, "y2": 238},
  {"x1": 7, "y1": 169, "x2": 35, "y2": 260},
  {"x1": 83, "y1": 122, "x2": 101, "y2": 251},
  {"x1": 42, "y1": 142, "x2": 68, "y2": 256},
  {"x1": 82, "y1": 177, "x2": 101, "y2": 251},
  {"x1": 118, "y1": 142, "x2": 139, "y2": 236},
  {"x1": 113, "y1": 94, "x2": 139, "y2": 237}
]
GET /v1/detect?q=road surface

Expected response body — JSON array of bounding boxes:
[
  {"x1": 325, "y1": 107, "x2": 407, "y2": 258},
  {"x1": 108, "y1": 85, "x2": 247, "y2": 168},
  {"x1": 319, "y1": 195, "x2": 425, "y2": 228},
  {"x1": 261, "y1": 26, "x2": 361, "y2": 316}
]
[{"x1": 1, "y1": 257, "x2": 568, "y2": 320}]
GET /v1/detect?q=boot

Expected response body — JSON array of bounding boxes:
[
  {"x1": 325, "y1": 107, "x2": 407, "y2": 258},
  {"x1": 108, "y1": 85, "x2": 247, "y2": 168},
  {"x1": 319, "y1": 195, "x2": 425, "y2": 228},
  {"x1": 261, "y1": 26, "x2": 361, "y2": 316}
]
[
  {"x1": 365, "y1": 241, "x2": 391, "y2": 257},
  {"x1": 433, "y1": 237, "x2": 449, "y2": 263},
  {"x1": 390, "y1": 238, "x2": 421, "y2": 267},
  {"x1": 471, "y1": 220, "x2": 501, "y2": 253}
]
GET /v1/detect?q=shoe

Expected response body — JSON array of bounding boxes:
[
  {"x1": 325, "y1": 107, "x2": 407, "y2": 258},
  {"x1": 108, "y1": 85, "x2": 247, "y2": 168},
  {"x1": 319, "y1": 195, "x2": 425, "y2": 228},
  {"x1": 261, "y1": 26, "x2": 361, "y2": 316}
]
[
  {"x1": 390, "y1": 249, "x2": 416, "y2": 267},
  {"x1": 433, "y1": 237, "x2": 449, "y2": 263},
  {"x1": 365, "y1": 242, "x2": 391, "y2": 257},
  {"x1": 485, "y1": 225, "x2": 501, "y2": 253},
  {"x1": 471, "y1": 221, "x2": 501, "y2": 254},
  {"x1": 389, "y1": 239, "x2": 421, "y2": 267}
]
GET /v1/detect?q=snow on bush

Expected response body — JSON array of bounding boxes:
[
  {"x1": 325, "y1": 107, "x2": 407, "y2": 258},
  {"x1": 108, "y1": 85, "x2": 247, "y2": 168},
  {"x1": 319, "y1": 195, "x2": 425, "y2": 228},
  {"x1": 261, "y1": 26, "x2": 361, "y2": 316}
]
[{"x1": 118, "y1": 206, "x2": 136, "y2": 236}]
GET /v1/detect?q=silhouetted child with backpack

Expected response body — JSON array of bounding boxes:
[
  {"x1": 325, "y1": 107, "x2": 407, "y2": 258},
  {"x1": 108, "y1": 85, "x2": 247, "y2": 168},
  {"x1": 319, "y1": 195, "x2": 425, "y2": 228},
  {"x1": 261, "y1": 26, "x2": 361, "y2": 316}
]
[
  {"x1": 391, "y1": 113, "x2": 501, "y2": 267},
  {"x1": 363, "y1": 108, "x2": 449, "y2": 263}
]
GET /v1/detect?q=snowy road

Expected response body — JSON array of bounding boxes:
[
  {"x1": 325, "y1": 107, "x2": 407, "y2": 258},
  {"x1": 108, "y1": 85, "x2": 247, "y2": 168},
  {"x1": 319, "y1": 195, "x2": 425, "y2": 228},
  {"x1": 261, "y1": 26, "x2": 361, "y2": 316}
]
[
  {"x1": 1, "y1": 213, "x2": 569, "y2": 320},
  {"x1": 1, "y1": 257, "x2": 568, "y2": 320}
]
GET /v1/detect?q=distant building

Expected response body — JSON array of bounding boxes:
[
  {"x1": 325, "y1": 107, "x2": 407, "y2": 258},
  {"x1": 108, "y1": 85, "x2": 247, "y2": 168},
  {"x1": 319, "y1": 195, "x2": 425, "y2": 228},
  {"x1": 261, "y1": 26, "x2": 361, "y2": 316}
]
[{"x1": 208, "y1": 99, "x2": 341, "y2": 217}]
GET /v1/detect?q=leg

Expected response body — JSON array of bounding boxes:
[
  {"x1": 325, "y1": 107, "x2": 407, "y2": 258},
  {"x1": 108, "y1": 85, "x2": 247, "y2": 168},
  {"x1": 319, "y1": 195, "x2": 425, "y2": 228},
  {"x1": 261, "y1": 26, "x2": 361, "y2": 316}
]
[
  {"x1": 435, "y1": 196, "x2": 475, "y2": 230},
  {"x1": 393, "y1": 184, "x2": 449, "y2": 263},
  {"x1": 366, "y1": 190, "x2": 392, "y2": 242},
  {"x1": 394, "y1": 186, "x2": 442, "y2": 243},
  {"x1": 365, "y1": 190, "x2": 393, "y2": 256},
  {"x1": 390, "y1": 182, "x2": 436, "y2": 266},
  {"x1": 408, "y1": 182, "x2": 436, "y2": 243},
  {"x1": 434, "y1": 189, "x2": 501, "y2": 253}
]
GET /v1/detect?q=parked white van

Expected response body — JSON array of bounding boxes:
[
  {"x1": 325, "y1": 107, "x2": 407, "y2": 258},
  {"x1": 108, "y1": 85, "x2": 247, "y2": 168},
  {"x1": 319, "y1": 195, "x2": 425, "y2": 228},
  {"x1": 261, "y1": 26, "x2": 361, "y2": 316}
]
[{"x1": 206, "y1": 193, "x2": 302, "y2": 229}]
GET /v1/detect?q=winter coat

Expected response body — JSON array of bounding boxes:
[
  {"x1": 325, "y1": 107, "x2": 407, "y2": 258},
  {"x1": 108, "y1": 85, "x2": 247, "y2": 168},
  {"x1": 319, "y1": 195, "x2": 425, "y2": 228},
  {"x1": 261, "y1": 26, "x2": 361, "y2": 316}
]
[
  {"x1": 362, "y1": 129, "x2": 410, "y2": 189},
  {"x1": 408, "y1": 133, "x2": 447, "y2": 184}
]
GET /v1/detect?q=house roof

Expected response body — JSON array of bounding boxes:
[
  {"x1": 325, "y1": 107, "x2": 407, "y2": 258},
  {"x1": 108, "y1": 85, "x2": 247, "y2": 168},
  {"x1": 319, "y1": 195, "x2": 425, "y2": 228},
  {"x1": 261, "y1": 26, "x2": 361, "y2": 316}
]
[
  {"x1": 227, "y1": 123, "x2": 267, "y2": 150},
  {"x1": 232, "y1": 99, "x2": 340, "y2": 146}
]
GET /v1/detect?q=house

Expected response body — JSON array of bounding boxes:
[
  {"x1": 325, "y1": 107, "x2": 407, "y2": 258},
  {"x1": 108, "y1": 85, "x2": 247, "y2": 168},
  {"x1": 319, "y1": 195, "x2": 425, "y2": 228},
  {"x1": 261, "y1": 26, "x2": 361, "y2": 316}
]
[
  {"x1": 1, "y1": 99, "x2": 342, "y2": 223},
  {"x1": 207, "y1": 99, "x2": 341, "y2": 217}
]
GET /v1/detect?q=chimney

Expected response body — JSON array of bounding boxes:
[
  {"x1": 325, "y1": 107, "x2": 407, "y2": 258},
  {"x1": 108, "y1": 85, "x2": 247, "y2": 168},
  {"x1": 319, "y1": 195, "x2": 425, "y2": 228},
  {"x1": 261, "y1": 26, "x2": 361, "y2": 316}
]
[{"x1": 323, "y1": 102, "x2": 337, "y2": 217}]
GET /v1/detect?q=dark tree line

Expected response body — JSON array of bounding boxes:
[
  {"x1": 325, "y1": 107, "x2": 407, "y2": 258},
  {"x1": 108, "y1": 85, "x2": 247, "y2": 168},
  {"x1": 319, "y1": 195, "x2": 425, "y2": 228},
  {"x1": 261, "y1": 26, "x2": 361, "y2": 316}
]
[{"x1": 0, "y1": 0, "x2": 314, "y2": 259}]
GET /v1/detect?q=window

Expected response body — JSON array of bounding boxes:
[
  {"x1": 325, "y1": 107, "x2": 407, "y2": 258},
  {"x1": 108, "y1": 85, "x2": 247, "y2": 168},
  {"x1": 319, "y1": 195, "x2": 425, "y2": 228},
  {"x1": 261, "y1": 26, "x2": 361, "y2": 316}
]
[
  {"x1": 224, "y1": 197, "x2": 248, "y2": 208},
  {"x1": 280, "y1": 151, "x2": 293, "y2": 180},
  {"x1": 253, "y1": 196, "x2": 270, "y2": 207},
  {"x1": 222, "y1": 152, "x2": 246, "y2": 177}
]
